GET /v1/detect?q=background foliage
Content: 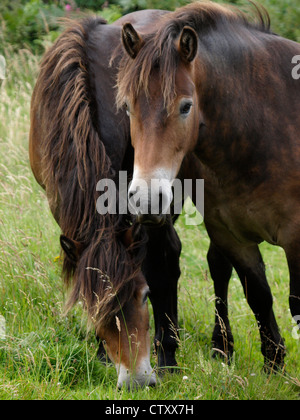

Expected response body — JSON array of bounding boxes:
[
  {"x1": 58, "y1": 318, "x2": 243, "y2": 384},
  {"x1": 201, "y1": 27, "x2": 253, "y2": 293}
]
[
  {"x1": 0, "y1": 0, "x2": 300, "y2": 400},
  {"x1": 0, "y1": 0, "x2": 299, "y2": 54}
]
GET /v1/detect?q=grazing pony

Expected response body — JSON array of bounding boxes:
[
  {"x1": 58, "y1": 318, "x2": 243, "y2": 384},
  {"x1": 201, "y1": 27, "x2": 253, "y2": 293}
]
[
  {"x1": 117, "y1": 1, "x2": 300, "y2": 370},
  {"x1": 29, "y1": 9, "x2": 184, "y2": 388}
]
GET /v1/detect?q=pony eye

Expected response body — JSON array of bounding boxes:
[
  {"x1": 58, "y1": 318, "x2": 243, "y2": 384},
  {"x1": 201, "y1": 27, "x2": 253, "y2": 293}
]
[{"x1": 180, "y1": 100, "x2": 193, "y2": 117}]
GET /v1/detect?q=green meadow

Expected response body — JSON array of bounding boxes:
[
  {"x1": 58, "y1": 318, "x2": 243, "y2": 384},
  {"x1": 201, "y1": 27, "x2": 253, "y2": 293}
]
[{"x1": 0, "y1": 7, "x2": 300, "y2": 400}]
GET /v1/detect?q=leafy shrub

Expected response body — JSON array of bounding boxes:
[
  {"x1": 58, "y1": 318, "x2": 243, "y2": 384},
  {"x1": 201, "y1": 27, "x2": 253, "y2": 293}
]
[
  {"x1": 260, "y1": 0, "x2": 300, "y2": 42},
  {"x1": 98, "y1": 4, "x2": 122, "y2": 22},
  {"x1": 73, "y1": 0, "x2": 108, "y2": 9},
  {"x1": 0, "y1": 0, "x2": 299, "y2": 54},
  {"x1": 0, "y1": 0, "x2": 65, "y2": 53},
  {"x1": 118, "y1": 0, "x2": 189, "y2": 13}
]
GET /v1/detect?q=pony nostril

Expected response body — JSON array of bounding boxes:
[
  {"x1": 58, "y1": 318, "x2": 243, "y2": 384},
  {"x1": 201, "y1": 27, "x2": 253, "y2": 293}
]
[
  {"x1": 128, "y1": 189, "x2": 135, "y2": 200},
  {"x1": 158, "y1": 191, "x2": 163, "y2": 214},
  {"x1": 148, "y1": 374, "x2": 157, "y2": 387},
  {"x1": 128, "y1": 187, "x2": 141, "y2": 205}
]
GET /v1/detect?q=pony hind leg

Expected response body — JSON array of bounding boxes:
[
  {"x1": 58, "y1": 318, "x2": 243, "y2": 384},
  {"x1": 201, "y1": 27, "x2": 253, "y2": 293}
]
[
  {"x1": 284, "y1": 244, "x2": 300, "y2": 341},
  {"x1": 207, "y1": 228, "x2": 285, "y2": 371},
  {"x1": 207, "y1": 241, "x2": 234, "y2": 362},
  {"x1": 231, "y1": 244, "x2": 285, "y2": 371}
]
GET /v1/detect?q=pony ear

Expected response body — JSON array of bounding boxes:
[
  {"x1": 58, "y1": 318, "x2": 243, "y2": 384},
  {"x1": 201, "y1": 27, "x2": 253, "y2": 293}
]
[
  {"x1": 178, "y1": 26, "x2": 198, "y2": 63},
  {"x1": 122, "y1": 23, "x2": 144, "y2": 59},
  {"x1": 60, "y1": 235, "x2": 83, "y2": 262}
]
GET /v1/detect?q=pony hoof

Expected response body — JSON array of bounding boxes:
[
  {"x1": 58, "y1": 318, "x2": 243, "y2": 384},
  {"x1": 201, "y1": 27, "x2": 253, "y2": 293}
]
[
  {"x1": 263, "y1": 358, "x2": 285, "y2": 374},
  {"x1": 262, "y1": 341, "x2": 286, "y2": 373}
]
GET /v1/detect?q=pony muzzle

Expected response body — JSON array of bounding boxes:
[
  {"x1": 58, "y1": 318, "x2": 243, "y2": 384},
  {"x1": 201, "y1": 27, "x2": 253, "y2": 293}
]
[
  {"x1": 128, "y1": 170, "x2": 173, "y2": 225},
  {"x1": 117, "y1": 360, "x2": 157, "y2": 389}
]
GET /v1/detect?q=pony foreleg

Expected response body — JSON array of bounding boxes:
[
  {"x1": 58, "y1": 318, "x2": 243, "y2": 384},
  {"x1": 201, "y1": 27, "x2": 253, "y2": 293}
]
[
  {"x1": 142, "y1": 221, "x2": 181, "y2": 372},
  {"x1": 231, "y1": 245, "x2": 285, "y2": 371}
]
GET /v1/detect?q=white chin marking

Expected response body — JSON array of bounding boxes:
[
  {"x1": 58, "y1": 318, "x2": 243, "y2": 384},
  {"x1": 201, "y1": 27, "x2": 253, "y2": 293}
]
[
  {"x1": 128, "y1": 166, "x2": 174, "y2": 215},
  {"x1": 132, "y1": 166, "x2": 174, "y2": 183},
  {"x1": 117, "y1": 359, "x2": 156, "y2": 389}
]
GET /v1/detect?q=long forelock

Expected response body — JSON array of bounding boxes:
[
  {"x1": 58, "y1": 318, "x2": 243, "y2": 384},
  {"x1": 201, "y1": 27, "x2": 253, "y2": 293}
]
[{"x1": 116, "y1": 30, "x2": 180, "y2": 111}]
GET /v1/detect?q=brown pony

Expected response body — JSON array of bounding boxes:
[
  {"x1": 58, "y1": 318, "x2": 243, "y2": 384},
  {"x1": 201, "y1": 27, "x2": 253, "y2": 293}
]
[
  {"x1": 29, "y1": 10, "x2": 181, "y2": 388},
  {"x1": 118, "y1": 1, "x2": 300, "y2": 370}
]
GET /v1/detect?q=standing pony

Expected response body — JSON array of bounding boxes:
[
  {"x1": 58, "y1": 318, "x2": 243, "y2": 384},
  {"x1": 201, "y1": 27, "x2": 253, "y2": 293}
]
[
  {"x1": 117, "y1": 1, "x2": 300, "y2": 370},
  {"x1": 29, "y1": 9, "x2": 183, "y2": 388}
]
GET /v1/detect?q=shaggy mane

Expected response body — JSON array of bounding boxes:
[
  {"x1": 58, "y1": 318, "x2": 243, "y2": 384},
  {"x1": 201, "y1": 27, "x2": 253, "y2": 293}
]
[{"x1": 33, "y1": 17, "x2": 145, "y2": 328}]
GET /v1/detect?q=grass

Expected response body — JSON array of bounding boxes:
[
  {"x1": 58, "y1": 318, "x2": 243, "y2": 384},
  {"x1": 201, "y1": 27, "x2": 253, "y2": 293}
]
[{"x1": 0, "y1": 47, "x2": 300, "y2": 401}]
